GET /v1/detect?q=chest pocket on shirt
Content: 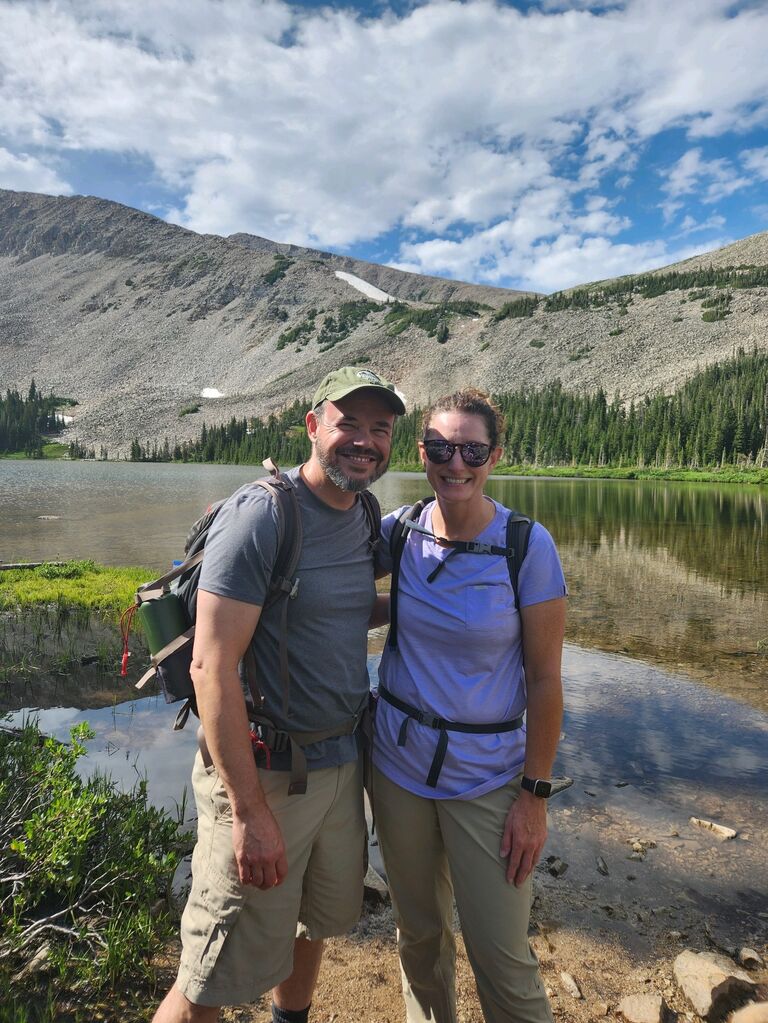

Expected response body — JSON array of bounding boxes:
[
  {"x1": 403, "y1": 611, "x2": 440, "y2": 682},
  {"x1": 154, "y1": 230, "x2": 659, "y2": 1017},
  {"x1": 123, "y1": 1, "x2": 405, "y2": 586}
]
[{"x1": 465, "y1": 582, "x2": 516, "y2": 631}]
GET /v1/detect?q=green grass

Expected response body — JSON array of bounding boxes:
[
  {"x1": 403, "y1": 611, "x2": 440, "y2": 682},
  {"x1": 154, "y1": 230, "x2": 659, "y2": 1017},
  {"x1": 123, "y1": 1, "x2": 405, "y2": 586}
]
[
  {"x1": 0, "y1": 561, "x2": 154, "y2": 622},
  {"x1": 41, "y1": 442, "x2": 70, "y2": 458},
  {"x1": 1, "y1": 443, "x2": 70, "y2": 460},
  {"x1": 389, "y1": 462, "x2": 768, "y2": 484},
  {"x1": 494, "y1": 464, "x2": 768, "y2": 484}
]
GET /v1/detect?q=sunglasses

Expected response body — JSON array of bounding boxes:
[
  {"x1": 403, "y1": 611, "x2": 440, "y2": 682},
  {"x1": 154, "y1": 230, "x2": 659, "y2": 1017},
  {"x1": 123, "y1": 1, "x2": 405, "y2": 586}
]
[{"x1": 422, "y1": 439, "x2": 492, "y2": 467}]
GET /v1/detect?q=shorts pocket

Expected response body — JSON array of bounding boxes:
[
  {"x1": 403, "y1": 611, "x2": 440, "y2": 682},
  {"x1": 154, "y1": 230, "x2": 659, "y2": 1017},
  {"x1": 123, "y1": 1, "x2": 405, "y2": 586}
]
[{"x1": 181, "y1": 863, "x2": 246, "y2": 979}]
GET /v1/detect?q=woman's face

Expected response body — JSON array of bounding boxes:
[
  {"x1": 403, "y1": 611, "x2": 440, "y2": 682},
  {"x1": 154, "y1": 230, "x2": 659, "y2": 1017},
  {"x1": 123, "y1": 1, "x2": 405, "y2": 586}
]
[{"x1": 419, "y1": 410, "x2": 503, "y2": 507}]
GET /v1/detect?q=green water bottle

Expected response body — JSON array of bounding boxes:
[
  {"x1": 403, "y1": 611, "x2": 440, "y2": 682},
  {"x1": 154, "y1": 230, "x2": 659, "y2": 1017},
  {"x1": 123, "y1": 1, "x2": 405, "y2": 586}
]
[{"x1": 137, "y1": 592, "x2": 187, "y2": 655}]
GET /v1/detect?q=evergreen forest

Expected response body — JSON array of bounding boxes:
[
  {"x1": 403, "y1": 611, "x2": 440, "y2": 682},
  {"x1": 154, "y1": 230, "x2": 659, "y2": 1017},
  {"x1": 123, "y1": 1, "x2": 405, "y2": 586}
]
[
  {"x1": 126, "y1": 348, "x2": 768, "y2": 472},
  {"x1": 0, "y1": 382, "x2": 68, "y2": 457},
  {"x1": 3, "y1": 349, "x2": 767, "y2": 474}
]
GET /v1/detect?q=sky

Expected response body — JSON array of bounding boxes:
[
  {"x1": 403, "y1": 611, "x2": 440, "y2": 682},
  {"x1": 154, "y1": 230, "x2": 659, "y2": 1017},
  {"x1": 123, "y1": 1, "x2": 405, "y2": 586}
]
[{"x1": 1, "y1": 0, "x2": 767, "y2": 294}]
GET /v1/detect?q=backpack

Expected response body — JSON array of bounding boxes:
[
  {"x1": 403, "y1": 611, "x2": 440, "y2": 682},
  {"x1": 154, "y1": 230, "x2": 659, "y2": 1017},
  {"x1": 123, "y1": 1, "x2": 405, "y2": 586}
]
[
  {"x1": 386, "y1": 495, "x2": 533, "y2": 651},
  {"x1": 378, "y1": 496, "x2": 533, "y2": 788},
  {"x1": 121, "y1": 458, "x2": 381, "y2": 793}
]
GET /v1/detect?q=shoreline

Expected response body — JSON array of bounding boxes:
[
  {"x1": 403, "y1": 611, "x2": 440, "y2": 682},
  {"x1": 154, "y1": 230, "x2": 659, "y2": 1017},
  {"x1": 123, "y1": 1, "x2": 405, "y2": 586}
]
[
  {"x1": 4, "y1": 627, "x2": 767, "y2": 1019},
  {"x1": 3, "y1": 452, "x2": 768, "y2": 486}
]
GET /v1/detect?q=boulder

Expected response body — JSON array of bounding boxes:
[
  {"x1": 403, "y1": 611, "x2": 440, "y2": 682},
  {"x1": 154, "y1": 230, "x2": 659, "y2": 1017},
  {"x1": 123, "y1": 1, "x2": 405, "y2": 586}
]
[
  {"x1": 618, "y1": 992, "x2": 677, "y2": 1023},
  {"x1": 674, "y1": 950, "x2": 755, "y2": 1021},
  {"x1": 363, "y1": 864, "x2": 390, "y2": 906},
  {"x1": 729, "y1": 1004, "x2": 768, "y2": 1023},
  {"x1": 739, "y1": 949, "x2": 764, "y2": 970}
]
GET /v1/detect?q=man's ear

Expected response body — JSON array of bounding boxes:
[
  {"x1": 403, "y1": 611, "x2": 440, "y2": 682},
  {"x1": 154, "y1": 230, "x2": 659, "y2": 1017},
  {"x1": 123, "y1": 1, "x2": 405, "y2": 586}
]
[{"x1": 305, "y1": 409, "x2": 319, "y2": 443}]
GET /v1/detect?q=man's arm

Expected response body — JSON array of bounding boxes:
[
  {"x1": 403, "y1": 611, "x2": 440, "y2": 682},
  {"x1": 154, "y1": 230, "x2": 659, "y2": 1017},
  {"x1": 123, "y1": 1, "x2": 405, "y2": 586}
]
[
  {"x1": 500, "y1": 595, "x2": 566, "y2": 886},
  {"x1": 191, "y1": 589, "x2": 288, "y2": 890}
]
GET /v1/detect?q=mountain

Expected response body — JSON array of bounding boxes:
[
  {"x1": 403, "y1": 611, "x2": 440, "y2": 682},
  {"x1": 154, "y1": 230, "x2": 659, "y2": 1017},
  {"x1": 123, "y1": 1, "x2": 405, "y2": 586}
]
[
  {"x1": 227, "y1": 232, "x2": 534, "y2": 308},
  {"x1": 1, "y1": 187, "x2": 767, "y2": 454}
]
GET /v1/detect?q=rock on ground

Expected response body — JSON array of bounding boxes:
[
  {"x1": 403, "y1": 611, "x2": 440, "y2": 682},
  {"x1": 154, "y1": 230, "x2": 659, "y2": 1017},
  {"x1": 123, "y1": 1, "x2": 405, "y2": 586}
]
[{"x1": 674, "y1": 950, "x2": 756, "y2": 1021}]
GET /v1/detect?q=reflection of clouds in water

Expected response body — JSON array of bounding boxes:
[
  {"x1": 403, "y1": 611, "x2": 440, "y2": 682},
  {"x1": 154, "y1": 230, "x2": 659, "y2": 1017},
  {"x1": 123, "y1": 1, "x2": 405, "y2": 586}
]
[
  {"x1": 8, "y1": 698, "x2": 198, "y2": 820},
  {"x1": 12, "y1": 647, "x2": 766, "y2": 831},
  {"x1": 559, "y1": 644, "x2": 768, "y2": 822}
]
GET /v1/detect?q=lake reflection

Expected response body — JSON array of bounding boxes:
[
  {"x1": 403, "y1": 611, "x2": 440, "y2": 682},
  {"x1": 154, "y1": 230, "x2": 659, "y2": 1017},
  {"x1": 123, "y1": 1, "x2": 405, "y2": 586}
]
[
  {"x1": 8, "y1": 647, "x2": 767, "y2": 835},
  {"x1": 1, "y1": 460, "x2": 767, "y2": 711}
]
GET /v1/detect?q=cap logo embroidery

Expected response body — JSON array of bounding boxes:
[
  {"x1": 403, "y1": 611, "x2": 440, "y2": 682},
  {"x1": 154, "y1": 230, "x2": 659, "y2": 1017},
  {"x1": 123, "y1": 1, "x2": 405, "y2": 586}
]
[{"x1": 356, "y1": 370, "x2": 382, "y2": 384}]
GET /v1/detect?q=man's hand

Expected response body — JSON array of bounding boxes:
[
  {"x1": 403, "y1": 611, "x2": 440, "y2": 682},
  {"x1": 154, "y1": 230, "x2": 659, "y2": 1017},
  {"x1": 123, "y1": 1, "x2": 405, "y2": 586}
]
[
  {"x1": 500, "y1": 791, "x2": 547, "y2": 887},
  {"x1": 233, "y1": 805, "x2": 289, "y2": 890}
]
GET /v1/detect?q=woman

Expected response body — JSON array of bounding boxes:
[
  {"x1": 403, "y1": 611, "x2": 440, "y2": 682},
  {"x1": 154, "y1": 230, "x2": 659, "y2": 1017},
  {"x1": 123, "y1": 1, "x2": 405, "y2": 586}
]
[{"x1": 373, "y1": 389, "x2": 567, "y2": 1023}]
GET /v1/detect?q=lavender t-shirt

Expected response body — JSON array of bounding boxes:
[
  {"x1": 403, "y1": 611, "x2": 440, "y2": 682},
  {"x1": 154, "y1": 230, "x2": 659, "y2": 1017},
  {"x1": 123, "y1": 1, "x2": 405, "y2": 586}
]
[{"x1": 373, "y1": 499, "x2": 567, "y2": 799}]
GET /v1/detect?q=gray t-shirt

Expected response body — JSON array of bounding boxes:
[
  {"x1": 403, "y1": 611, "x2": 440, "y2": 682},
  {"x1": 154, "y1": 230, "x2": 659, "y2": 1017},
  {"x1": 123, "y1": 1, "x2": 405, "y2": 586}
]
[{"x1": 198, "y1": 466, "x2": 376, "y2": 769}]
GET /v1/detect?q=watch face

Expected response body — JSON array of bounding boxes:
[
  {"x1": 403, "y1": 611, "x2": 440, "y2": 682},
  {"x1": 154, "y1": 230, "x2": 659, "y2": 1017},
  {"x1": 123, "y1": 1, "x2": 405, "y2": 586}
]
[{"x1": 523, "y1": 776, "x2": 551, "y2": 797}]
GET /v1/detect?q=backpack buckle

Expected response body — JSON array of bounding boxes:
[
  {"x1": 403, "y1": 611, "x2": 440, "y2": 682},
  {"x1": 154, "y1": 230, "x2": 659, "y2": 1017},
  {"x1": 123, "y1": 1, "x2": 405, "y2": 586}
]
[
  {"x1": 465, "y1": 541, "x2": 493, "y2": 554},
  {"x1": 289, "y1": 577, "x2": 300, "y2": 599}
]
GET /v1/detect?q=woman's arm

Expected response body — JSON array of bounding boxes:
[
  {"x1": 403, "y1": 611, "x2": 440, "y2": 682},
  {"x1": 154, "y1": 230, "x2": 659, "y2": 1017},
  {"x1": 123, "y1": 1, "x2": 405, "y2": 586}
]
[
  {"x1": 500, "y1": 595, "x2": 566, "y2": 886},
  {"x1": 368, "y1": 592, "x2": 390, "y2": 629}
]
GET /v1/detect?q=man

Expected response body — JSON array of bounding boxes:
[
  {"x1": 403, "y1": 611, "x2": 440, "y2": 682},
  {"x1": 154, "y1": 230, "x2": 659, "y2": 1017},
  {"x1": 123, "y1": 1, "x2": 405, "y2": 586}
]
[{"x1": 153, "y1": 367, "x2": 405, "y2": 1023}]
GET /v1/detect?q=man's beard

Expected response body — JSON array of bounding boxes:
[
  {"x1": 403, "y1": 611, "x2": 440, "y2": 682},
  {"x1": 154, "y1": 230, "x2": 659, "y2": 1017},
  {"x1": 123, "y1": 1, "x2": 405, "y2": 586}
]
[{"x1": 316, "y1": 443, "x2": 389, "y2": 492}]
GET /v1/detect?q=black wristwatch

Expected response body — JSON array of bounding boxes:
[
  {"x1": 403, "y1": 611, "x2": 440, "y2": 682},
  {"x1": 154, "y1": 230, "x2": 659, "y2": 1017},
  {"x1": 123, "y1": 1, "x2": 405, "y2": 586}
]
[
  {"x1": 521, "y1": 776, "x2": 553, "y2": 798},
  {"x1": 521, "y1": 775, "x2": 573, "y2": 799}
]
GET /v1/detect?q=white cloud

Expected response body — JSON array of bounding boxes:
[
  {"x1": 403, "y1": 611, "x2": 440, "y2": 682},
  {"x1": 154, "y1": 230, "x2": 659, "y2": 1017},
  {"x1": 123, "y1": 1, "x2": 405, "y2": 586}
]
[
  {"x1": 396, "y1": 225, "x2": 711, "y2": 294},
  {"x1": 660, "y1": 147, "x2": 752, "y2": 210},
  {"x1": 673, "y1": 213, "x2": 726, "y2": 238},
  {"x1": 0, "y1": 147, "x2": 72, "y2": 195},
  {"x1": 0, "y1": 0, "x2": 767, "y2": 287},
  {"x1": 742, "y1": 147, "x2": 768, "y2": 180}
]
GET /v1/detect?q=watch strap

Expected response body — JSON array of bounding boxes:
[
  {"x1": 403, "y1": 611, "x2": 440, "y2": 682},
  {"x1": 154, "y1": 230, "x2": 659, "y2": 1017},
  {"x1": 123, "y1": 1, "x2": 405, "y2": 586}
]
[{"x1": 521, "y1": 775, "x2": 553, "y2": 798}]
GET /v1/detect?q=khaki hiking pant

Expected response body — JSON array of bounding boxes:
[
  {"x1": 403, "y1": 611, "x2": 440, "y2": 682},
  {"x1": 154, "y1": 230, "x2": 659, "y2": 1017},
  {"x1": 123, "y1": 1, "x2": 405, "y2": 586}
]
[{"x1": 373, "y1": 767, "x2": 553, "y2": 1023}]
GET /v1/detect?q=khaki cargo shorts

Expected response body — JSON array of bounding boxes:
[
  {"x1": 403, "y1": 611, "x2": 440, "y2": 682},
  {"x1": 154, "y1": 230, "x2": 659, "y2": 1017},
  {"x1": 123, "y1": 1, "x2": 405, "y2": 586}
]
[{"x1": 176, "y1": 751, "x2": 366, "y2": 1007}]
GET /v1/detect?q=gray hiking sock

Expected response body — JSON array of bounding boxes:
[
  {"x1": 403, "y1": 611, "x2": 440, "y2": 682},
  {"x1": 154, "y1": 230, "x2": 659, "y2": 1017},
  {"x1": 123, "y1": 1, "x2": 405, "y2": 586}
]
[{"x1": 271, "y1": 1003, "x2": 310, "y2": 1023}]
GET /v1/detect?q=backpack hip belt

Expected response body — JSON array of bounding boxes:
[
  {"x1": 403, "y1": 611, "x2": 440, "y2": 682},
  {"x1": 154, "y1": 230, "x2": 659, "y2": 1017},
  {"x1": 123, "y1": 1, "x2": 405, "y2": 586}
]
[
  {"x1": 197, "y1": 709, "x2": 366, "y2": 796},
  {"x1": 377, "y1": 684, "x2": 524, "y2": 788}
]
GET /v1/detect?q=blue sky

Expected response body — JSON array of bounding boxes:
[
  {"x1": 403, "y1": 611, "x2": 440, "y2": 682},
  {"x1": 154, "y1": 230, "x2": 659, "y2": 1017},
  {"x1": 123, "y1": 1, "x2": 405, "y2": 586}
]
[{"x1": 1, "y1": 0, "x2": 767, "y2": 293}]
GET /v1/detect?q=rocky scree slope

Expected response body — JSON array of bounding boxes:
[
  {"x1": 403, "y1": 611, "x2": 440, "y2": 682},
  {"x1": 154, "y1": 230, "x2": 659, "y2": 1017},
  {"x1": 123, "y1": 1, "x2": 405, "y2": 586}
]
[{"x1": 1, "y1": 188, "x2": 767, "y2": 455}]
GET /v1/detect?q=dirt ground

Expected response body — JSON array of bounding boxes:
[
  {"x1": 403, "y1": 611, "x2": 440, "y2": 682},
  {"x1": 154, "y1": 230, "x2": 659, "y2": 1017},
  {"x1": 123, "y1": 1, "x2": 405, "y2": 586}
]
[{"x1": 193, "y1": 777, "x2": 768, "y2": 1023}]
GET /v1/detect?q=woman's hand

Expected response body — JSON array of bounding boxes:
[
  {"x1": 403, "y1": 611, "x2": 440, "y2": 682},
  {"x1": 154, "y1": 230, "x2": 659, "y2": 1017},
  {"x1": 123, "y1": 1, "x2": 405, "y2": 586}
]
[{"x1": 500, "y1": 789, "x2": 548, "y2": 886}]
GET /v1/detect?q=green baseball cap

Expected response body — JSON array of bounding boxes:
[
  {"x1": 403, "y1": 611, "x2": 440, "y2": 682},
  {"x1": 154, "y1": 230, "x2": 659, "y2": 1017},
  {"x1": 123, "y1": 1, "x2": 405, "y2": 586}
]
[{"x1": 312, "y1": 366, "x2": 406, "y2": 415}]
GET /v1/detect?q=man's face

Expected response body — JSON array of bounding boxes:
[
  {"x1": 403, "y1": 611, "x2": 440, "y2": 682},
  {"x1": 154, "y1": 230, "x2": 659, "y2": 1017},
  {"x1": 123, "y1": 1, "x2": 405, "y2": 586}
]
[{"x1": 307, "y1": 390, "x2": 395, "y2": 492}]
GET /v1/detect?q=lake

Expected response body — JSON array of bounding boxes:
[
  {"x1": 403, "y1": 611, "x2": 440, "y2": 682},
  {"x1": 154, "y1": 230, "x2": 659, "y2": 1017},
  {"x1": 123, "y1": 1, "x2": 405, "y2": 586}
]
[{"x1": 1, "y1": 459, "x2": 767, "y2": 834}]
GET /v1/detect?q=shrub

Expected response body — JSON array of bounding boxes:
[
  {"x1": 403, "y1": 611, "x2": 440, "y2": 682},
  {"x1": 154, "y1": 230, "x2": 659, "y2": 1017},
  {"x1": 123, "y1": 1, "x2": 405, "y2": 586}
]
[
  {"x1": 0, "y1": 722, "x2": 186, "y2": 1009},
  {"x1": 529, "y1": 340, "x2": 545, "y2": 348},
  {"x1": 263, "y1": 254, "x2": 293, "y2": 285},
  {"x1": 568, "y1": 345, "x2": 592, "y2": 361},
  {"x1": 493, "y1": 297, "x2": 540, "y2": 321},
  {"x1": 35, "y1": 560, "x2": 96, "y2": 580}
]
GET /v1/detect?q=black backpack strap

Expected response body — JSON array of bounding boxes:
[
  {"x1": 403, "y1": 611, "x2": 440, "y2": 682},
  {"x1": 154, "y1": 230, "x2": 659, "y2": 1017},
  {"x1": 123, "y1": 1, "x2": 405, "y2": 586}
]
[
  {"x1": 388, "y1": 497, "x2": 432, "y2": 650},
  {"x1": 251, "y1": 459, "x2": 302, "y2": 719},
  {"x1": 359, "y1": 490, "x2": 382, "y2": 553},
  {"x1": 504, "y1": 511, "x2": 533, "y2": 607}
]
